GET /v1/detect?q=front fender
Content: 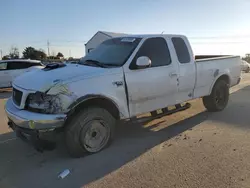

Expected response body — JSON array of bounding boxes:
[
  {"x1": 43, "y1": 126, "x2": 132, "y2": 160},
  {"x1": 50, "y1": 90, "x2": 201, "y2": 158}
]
[
  {"x1": 66, "y1": 94, "x2": 125, "y2": 118},
  {"x1": 67, "y1": 94, "x2": 118, "y2": 110},
  {"x1": 47, "y1": 80, "x2": 130, "y2": 119}
]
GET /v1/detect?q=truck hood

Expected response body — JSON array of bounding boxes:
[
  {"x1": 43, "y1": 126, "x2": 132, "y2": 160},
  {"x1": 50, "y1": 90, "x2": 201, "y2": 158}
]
[{"x1": 13, "y1": 64, "x2": 121, "y2": 91}]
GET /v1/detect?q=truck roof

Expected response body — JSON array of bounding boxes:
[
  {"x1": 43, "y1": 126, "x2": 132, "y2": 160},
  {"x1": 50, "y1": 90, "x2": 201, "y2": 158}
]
[
  {"x1": 113, "y1": 34, "x2": 187, "y2": 39},
  {"x1": 0, "y1": 59, "x2": 41, "y2": 63}
]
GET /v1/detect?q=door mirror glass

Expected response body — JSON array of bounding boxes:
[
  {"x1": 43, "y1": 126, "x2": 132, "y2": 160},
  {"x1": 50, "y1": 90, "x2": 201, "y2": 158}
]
[{"x1": 136, "y1": 56, "x2": 151, "y2": 69}]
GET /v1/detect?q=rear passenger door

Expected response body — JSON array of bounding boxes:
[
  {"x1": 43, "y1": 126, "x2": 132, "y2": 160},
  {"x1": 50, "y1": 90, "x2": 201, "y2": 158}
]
[
  {"x1": 171, "y1": 37, "x2": 196, "y2": 103},
  {"x1": 124, "y1": 37, "x2": 179, "y2": 116}
]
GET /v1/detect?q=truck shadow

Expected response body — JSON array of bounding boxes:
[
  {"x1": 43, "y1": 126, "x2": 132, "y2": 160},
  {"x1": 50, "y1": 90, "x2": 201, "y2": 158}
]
[{"x1": 0, "y1": 85, "x2": 250, "y2": 188}]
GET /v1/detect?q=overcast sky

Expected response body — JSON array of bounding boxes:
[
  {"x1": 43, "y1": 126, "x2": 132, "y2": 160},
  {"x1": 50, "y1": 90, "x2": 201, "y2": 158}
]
[{"x1": 1, "y1": 0, "x2": 250, "y2": 58}]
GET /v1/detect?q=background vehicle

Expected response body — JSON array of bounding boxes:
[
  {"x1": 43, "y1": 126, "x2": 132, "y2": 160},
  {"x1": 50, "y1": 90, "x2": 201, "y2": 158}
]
[
  {"x1": 241, "y1": 60, "x2": 250, "y2": 73},
  {"x1": 0, "y1": 59, "x2": 44, "y2": 88},
  {"x1": 5, "y1": 35, "x2": 241, "y2": 157}
]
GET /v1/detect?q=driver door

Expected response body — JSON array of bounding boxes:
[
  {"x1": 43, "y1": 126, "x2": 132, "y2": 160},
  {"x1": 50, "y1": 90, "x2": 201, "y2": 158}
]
[{"x1": 124, "y1": 37, "x2": 179, "y2": 117}]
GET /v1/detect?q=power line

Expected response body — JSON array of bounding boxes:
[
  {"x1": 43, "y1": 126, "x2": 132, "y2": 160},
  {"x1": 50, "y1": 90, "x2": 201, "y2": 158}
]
[{"x1": 47, "y1": 40, "x2": 50, "y2": 56}]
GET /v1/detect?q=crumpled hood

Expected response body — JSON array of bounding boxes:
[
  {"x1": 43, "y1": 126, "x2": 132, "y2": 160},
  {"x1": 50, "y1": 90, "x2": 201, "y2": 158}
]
[{"x1": 13, "y1": 64, "x2": 121, "y2": 91}]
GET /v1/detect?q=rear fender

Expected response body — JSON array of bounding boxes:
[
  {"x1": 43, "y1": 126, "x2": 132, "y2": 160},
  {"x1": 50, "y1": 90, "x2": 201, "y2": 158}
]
[{"x1": 208, "y1": 71, "x2": 230, "y2": 95}]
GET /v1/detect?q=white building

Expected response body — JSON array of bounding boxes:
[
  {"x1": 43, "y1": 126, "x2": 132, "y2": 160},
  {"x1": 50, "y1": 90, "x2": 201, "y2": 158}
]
[{"x1": 85, "y1": 31, "x2": 127, "y2": 54}]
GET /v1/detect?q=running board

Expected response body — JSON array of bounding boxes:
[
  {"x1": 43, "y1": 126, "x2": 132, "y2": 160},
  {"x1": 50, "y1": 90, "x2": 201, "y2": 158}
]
[
  {"x1": 152, "y1": 103, "x2": 191, "y2": 119},
  {"x1": 130, "y1": 103, "x2": 191, "y2": 122}
]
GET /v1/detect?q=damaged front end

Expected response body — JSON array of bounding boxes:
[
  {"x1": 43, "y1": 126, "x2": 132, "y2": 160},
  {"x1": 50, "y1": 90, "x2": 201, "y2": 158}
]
[
  {"x1": 5, "y1": 81, "x2": 78, "y2": 152},
  {"x1": 25, "y1": 81, "x2": 78, "y2": 115}
]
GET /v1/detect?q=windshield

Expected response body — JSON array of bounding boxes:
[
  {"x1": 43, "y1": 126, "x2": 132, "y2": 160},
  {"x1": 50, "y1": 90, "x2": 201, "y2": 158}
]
[{"x1": 79, "y1": 37, "x2": 142, "y2": 67}]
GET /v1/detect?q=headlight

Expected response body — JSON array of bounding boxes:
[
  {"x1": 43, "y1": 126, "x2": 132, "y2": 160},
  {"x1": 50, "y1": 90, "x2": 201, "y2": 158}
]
[{"x1": 26, "y1": 92, "x2": 63, "y2": 114}]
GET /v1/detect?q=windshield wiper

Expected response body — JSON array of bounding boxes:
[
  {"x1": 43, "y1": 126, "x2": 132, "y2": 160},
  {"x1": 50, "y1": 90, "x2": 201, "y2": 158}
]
[
  {"x1": 102, "y1": 63, "x2": 120, "y2": 67},
  {"x1": 81, "y1": 59, "x2": 106, "y2": 68}
]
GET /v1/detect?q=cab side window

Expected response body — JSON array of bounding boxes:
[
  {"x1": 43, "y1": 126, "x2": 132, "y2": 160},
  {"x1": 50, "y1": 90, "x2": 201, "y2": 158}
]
[
  {"x1": 172, "y1": 37, "x2": 191, "y2": 64},
  {"x1": 130, "y1": 37, "x2": 171, "y2": 69},
  {"x1": 7, "y1": 61, "x2": 38, "y2": 70}
]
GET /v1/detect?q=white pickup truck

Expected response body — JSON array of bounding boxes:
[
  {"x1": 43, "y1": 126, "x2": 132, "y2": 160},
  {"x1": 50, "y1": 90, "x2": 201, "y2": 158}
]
[{"x1": 5, "y1": 34, "x2": 241, "y2": 157}]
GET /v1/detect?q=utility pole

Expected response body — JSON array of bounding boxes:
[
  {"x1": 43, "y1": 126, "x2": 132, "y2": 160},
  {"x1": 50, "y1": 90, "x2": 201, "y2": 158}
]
[
  {"x1": 0, "y1": 50, "x2": 2, "y2": 60},
  {"x1": 47, "y1": 40, "x2": 50, "y2": 57},
  {"x1": 69, "y1": 49, "x2": 71, "y2": 57}
]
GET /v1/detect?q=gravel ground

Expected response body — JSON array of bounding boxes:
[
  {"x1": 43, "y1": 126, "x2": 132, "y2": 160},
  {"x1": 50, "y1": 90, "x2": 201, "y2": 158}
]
[{"x1": 0, "y1": 74, "x2": 250, "y2": 188}]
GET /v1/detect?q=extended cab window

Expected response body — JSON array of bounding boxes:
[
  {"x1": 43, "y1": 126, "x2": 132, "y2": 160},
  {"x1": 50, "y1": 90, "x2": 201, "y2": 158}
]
[
  {"x1": 130, "y1": 37, "x2": 171, "y2": 69},
  {"x1": 172, "y1": 37, "x2": 191, "y2": 64}
]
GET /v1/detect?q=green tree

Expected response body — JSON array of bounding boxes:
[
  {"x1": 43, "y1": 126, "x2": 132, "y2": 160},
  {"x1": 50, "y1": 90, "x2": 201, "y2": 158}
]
[
  {"x1": 56, "y1": 52, "x2": 64, "y2": 59},
  {"x1": 2, "y1": 55, "x2": 10, "y2": 60},
  {"x1": 23, "y1": 47, "x2": 47, "y2": 60},
  {"x1": 23, "y1": 47, "x2": 36, "y2": 59}
]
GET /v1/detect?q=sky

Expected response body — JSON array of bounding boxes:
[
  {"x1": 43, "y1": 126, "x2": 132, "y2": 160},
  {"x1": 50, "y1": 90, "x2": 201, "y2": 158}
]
[{"x1": 1, "y1": 0, "x2": 250, "y2": 58}]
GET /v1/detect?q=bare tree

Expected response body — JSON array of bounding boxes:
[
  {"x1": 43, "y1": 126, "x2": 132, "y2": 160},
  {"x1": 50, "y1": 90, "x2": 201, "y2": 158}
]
[{"x1": 9, "y1": 46, "x2": 19, "y2": 59}]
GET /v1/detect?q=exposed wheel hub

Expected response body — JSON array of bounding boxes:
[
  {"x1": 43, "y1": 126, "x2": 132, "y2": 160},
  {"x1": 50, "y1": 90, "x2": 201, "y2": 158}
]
[{"x1": 81, "y1": 120, "x2": 110, "y2": 153}]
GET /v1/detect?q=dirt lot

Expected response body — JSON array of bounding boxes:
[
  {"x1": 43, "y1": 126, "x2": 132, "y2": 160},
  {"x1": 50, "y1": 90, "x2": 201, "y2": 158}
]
[{"x1": 1, "y1": 74, "x2": 250, "y2": 188}]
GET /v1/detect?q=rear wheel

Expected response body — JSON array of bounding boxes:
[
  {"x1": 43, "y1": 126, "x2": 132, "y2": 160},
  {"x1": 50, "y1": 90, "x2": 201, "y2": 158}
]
[
  {"x1": 202, "y1": 80, "x2": 229, "y2": 112},
  {"x1": 246, "y1": 67, "x2": 250, "y2": 73},
  {"x1": 65, "y1": 107, "x2": 116, "y2": 157}
]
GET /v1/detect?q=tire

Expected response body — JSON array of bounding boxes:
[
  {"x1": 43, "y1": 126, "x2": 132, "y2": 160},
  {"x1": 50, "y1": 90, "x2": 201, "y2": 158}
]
[
  {"x1": 65, "y1": 107, "x2": 116, "y2": 158},
  {"x1": 246, "y1": 68, "x2": 250, "y2": 73},
  {"x1": 202, "y1": 80, "x2": 229, "y2": 112}
]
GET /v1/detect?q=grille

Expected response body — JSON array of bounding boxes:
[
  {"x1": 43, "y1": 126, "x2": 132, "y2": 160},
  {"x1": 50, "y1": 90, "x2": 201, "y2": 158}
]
[{"x1": 12, "y1": 87, "x2": 23, "y2": 106}]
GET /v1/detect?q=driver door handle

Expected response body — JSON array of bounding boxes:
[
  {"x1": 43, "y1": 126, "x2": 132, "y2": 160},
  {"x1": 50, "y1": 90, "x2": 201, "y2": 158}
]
[{"x1": 169, "y1": 72, "x2": 178, "y2": 78}]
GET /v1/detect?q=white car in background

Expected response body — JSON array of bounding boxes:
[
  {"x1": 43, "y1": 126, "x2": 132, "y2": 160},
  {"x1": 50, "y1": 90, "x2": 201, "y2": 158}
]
[
  {"x1": 241, "y1": 60, "x2": 250, "y2": 73},
  {"x1": 0, "y1": 59, "x2": 44, "y2": 88}
]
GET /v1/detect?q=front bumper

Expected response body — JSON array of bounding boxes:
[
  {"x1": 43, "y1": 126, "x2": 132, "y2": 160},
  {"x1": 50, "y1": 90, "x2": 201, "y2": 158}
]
[
  {"x1": 5, "y1": 98, "x2": 67, "y2": 130},
  {"x1": 8, "y1": 120, "x2": 58, "y2": 152}
]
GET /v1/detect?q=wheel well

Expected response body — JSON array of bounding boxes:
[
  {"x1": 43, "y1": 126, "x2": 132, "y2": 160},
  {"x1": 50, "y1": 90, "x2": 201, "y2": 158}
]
[
  {"x1": 216, "y1": 75, "x2": 230, "y2": 85},
  {"x1": 208, "y1": 74, "x2": 230, "y2": 96},
  {"x1": 68, "y1": 97, "x2": 120, "y2": 120}
]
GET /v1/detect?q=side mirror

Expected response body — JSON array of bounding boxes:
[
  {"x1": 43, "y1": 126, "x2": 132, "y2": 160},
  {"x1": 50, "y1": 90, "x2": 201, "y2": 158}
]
[{"x1": 136, "y1": 56, "x2": 151, "y2": 69}]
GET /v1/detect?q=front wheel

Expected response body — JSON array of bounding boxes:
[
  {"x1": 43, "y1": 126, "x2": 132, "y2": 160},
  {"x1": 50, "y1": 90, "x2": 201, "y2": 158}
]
[
  {"x1": 202, "y1": 80, "x2": 229, "y2": 112},
  {"x1": 65, "y1": 107, "x2": 116, "y2": 158}
]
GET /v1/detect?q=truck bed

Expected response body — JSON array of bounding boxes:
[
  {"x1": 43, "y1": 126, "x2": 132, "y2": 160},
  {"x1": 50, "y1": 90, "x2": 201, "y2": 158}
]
[{"x1": 193, "y1": 55, "x2": 241, "y2": 98}]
